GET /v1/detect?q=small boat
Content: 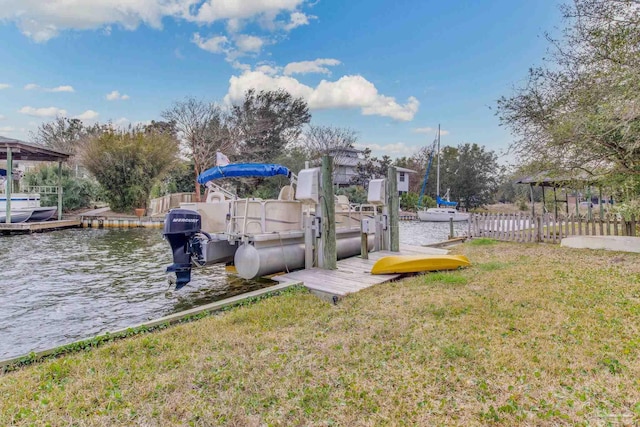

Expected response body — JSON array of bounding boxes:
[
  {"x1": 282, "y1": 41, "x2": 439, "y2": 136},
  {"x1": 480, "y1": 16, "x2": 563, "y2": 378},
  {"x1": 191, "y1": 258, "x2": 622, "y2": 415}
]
[
  {"x1": 371, "y1": 254, "x2": 471, "y2": 275},
  {"x1": 417, "y1": 207, "x2": 470, "y2": 222},
  {"x1": 28, "y1": 207, "x2": 58, "y2": 222},
  {"x1": 0, "y1": 209, "x2": 33, "y2": 223}
]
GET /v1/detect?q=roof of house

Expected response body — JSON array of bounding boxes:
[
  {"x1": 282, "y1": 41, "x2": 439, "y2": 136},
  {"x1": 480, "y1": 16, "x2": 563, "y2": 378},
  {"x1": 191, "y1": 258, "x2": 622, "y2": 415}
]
[{"x1": 0, "y1": 136, "x2": 70, "y2": 162}]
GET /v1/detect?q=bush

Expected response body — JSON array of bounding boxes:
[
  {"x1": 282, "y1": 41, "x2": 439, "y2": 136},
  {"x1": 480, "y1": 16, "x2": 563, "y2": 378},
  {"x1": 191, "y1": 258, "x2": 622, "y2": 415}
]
[
  {"x1": 23, "y1": 165, "x2": 102, "y2": 212},
  {"x1": 336, "y1": 186, "x2": 367, "y2": 205},
  {"x1": 81, "y1": 128, "x2": 178, "y2": 213},
  {"x1": 401, "y1": 192, "x2": 436, "y2": 211}
]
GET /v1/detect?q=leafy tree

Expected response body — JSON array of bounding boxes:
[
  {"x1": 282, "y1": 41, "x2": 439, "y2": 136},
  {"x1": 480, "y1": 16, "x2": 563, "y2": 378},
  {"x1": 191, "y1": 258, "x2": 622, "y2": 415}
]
[
  {"x1": 497, "y1": 0, "x2": 640, "y2": 181},
  {"x1": 444, "y1": 143, "x2": 501, "y2": 209},
  {"x1": 23, "y1": 165, "x2": 103, "y2": 211},
  {"x1": 351, "y1": 148, "x2": 393, "y2": 186},
  {"x1": 162, "y1": 98, "x2": 235, "y2": 201},
  {"x1": 151, "y1": 160, "x2": 196, "y2": 198},
  {"x1": 231, "y1": 89, "x2": 311, "y2": 164},
  {"x1": 80, "y1": 128, "x2": 178, "y2": 213},
  {"x1": 336, "y1": 186, "x2": 368, "y2": 205}
]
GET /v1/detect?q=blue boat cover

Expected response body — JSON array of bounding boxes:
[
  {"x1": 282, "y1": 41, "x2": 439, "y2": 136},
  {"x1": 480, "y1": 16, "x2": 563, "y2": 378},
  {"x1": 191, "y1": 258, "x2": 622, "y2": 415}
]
[
  {"x1": 0, "y1": 169, "x2": 5, "y2": 177},
  {"x1": 197, "y1": 163, "x2": 291, "y2": 185},
  {"x1": 436, "y1": 196, "x2": 458, "y2": 207}
]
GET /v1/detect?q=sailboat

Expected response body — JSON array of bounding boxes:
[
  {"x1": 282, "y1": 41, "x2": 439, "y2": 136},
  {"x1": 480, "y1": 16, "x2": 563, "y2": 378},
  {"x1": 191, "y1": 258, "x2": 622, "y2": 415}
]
[{"x1": 417, "y1": 125, "x2": 470, "y2": 222}]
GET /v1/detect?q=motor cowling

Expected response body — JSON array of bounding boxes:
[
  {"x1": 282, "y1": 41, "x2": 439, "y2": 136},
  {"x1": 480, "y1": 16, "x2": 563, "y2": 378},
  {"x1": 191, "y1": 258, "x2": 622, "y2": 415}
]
[{"x1": 163, "y1": 208, "x2": 202, "y2": 289}]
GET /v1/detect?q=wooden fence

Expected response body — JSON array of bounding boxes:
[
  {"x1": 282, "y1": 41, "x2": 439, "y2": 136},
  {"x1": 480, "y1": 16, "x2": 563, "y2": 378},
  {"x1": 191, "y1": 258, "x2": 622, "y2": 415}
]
[
  {"x1": 148, "y1": 192, "x2": 196, "y2": 216},
  {"x1": 469, "y1": 213, "x2": 637, "y2": 243}
]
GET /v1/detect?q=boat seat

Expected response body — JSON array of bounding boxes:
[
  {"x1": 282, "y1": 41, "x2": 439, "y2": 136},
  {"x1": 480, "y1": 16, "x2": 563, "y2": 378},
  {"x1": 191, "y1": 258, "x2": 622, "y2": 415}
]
[
  {"x1": 206, "y1": 191, "x2": 226, "y2": 203},
  {"x1": 278, "y1": 185, "x2": 295, "y2": 201},
  {"x1": 335, "y1": 195, "x2": 351, "y2": 210}
]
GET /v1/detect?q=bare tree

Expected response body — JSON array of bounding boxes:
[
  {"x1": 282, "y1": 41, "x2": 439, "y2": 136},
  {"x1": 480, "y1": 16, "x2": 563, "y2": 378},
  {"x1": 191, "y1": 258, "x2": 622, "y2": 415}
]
[
  {"x1": 230, "y1": 89, "x2": 310, "y2": 164},
  {"x1": 162, "y1": 98, "x2": 235, "y2": 201},
  {"x1": 302, "y1": 124, "x2": 357, "y2": 162}
]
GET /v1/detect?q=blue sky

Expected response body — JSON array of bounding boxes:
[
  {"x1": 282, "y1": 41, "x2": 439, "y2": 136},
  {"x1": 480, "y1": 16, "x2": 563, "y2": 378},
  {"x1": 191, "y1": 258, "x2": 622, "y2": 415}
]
[{"x1": 0, "y1": 0, "x2": 561, "y2": 162}]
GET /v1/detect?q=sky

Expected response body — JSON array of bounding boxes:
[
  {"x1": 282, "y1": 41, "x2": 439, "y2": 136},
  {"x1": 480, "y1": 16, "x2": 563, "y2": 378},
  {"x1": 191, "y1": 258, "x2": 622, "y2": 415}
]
[{"x1": 0, "y1": 0, "x2": 561, "y2": 162}]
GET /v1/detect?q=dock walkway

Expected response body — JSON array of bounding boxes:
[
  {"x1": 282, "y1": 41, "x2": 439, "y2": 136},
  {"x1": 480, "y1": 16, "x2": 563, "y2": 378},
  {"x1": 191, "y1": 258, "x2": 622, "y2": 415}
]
[
  {"x1": 0, "y1": 219, "x2": 81, "y2": 234},
  {"x1": 272, "y1": 244, "x2": 448, "y2": 300}
]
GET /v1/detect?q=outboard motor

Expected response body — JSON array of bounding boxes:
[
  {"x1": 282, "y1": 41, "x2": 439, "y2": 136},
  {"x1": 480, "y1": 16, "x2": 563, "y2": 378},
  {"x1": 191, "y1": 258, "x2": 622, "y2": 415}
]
[{"x1": 163, "y1": 208, "x2": 202, "y2": 289}]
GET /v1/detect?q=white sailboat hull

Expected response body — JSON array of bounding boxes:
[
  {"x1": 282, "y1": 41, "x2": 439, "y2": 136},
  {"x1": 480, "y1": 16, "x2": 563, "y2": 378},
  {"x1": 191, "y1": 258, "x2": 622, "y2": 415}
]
[{"x1": 417, "y1": 208, "x2": 469, "y2": 222}]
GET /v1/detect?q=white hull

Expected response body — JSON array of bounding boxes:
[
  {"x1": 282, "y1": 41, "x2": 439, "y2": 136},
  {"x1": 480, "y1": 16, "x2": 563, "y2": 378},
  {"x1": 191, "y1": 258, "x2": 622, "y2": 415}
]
[{"x1": 417, "y1": 208, "x2": 469, "y2": 222}]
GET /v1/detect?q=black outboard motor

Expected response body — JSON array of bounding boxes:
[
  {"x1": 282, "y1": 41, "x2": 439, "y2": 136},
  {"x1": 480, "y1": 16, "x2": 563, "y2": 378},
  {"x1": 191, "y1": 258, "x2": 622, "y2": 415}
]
[{"x1": 163, "y1": 208, "x2": 202, "y2": 289}]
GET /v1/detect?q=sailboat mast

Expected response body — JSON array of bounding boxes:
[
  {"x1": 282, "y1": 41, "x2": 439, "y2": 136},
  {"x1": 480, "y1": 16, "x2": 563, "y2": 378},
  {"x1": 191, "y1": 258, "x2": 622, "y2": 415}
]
[{"x1": 436, "y1": 124, "x2": 440, "y2": 199}]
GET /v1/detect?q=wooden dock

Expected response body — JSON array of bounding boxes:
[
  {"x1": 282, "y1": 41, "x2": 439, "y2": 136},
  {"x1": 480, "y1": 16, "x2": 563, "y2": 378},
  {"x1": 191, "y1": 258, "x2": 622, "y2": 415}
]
[
  {"x1": 0, "y1": 219, "x2": 81, "y2": 234},
  {"x1": 272, "y1": 244, "x2": 449, "y2": 300}
]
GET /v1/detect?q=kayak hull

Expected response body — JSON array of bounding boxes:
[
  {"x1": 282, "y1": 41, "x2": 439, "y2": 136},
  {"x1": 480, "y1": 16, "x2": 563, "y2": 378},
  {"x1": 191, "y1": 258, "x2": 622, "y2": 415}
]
[{"x1": 371, "y1": 254, "x2": 471, "y2": 275}]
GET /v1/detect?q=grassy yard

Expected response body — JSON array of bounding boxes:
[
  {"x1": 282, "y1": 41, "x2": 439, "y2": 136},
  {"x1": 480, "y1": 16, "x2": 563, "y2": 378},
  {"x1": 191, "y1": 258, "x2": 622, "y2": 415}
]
[{"x1": 1, "y1": 240, "x2": 639, "y2": 426}]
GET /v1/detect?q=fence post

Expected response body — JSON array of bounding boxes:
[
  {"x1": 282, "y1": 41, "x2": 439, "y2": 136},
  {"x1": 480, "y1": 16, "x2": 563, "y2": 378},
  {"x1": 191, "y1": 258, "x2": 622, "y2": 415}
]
[{"x1": 536, "y1": 216, "x2": 543, "y2": 243}]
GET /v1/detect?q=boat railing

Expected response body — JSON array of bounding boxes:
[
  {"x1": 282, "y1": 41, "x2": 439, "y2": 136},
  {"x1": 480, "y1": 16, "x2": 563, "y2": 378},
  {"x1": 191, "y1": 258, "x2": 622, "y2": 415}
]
[
  {"x1": 228, "y1": 199, "x2": 305, "y2": 236},
  {"x1": 21, "y1": 185, "x2": 59, "y2": 195}
]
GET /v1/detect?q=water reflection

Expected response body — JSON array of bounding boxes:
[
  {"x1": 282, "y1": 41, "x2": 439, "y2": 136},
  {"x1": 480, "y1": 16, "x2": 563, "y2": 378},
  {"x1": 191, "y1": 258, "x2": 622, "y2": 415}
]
[
  {"x1": 0, "y1": 220, "x2": 466, "y2": 360},
  {"x1": 0, "y1": 228, "x2": 271, "y2": 359}
]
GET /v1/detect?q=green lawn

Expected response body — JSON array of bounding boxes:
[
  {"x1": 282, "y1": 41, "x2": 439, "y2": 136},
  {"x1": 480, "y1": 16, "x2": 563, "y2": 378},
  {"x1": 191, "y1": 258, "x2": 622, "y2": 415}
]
[{"x1": 1, "y1": 240, "x2": 639, "y2": 426}]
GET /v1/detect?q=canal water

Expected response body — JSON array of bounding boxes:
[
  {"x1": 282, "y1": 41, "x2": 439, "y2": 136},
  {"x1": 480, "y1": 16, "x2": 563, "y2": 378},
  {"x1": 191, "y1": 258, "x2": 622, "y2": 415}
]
[{"x1": 0, "y1": 221, "x2": 466, "y2": 360}]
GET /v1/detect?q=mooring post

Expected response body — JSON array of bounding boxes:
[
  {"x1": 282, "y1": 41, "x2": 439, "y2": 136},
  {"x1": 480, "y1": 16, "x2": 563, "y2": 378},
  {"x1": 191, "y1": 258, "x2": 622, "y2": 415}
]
[
  {"x1": 5, "y1": 146, "x2": 12, "y2": 224},
  {"x1": 449, "y1": 217, "x2": 454, "y2": 239},
  {"x1": 361, "y1": 231, "x2": 369, "y2": 260},
  {"x1": 320, "y1": 155, "x2": 336, "y2": 269},
  {"x1": 387, "y1": 165, "x2": 399, "y2": 252},
  {"x1": 57, "y1": 161, "x2": 63, "y2": 220}
]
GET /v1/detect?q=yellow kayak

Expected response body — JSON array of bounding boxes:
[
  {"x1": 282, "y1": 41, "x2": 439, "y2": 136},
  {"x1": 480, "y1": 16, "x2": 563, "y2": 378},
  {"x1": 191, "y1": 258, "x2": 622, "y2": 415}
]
[{"x1": 371, "y1": 254, "x2": 471, "y2": 275}]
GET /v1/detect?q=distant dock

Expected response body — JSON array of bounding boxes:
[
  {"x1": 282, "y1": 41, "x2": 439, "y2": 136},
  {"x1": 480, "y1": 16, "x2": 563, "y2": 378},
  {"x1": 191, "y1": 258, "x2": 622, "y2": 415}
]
[{"x1": 0, "y1": 219, "x2": 81, "y2": 235}]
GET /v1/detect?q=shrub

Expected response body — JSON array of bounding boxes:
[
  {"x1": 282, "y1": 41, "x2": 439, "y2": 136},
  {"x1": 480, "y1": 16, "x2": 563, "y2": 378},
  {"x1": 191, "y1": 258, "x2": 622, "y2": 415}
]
[
  {"x1": 23, "y1": 165, "x2": 102, "y2": 212},
  {"x1": 81, "y1": 128, "x2": 178, "y2": 213}
]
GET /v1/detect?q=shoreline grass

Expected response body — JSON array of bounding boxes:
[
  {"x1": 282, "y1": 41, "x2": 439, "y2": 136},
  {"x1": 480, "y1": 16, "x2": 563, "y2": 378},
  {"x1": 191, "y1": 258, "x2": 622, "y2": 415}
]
[{"x1": 1, "y1": 241, "x2": 639, "y2": 425}]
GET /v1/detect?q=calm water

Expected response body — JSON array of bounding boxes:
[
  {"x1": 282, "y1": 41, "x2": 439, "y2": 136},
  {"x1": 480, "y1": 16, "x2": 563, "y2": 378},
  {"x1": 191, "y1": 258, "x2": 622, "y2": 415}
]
[{"x1": 0, "y1": 220, "x2": 465, "y2": 359}]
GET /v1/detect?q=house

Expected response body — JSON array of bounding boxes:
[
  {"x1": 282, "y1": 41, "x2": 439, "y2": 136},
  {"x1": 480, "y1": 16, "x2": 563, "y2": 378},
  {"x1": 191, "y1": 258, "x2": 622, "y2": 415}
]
[{"x1": 329, "y1": 148, "x2": 416, "y2": 194}]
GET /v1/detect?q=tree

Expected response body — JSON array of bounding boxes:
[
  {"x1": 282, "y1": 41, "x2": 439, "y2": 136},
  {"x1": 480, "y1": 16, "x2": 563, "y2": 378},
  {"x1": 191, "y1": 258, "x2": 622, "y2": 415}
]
[
  {"x1": 162, "y1": 98, "x2": 235, "y2": 201},
  {"x1": 231, "y1": 89, "x2": 311, "y2": 164},
  {"x1": 81, "y1": 128, "x2": 178, "y2": 213},
  {"x1": 443, "y1": 143, "x2": 501, "y2": 209},
  {"x1": 301, "y1": 125, "x2": 357, "y2": 173},
  {"x1": 497, "y1": 0, "x2": 640, "y2": 180}
]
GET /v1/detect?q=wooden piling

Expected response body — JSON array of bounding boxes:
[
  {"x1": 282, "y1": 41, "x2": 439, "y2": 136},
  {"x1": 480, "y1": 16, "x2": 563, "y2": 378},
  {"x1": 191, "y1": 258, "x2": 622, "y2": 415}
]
[
  {"x1": 387, "y1": 166, "x2": 399, "y2": 252},
  {"x1": 321, "y1": 155, "x2": 337, "y2": 269}
]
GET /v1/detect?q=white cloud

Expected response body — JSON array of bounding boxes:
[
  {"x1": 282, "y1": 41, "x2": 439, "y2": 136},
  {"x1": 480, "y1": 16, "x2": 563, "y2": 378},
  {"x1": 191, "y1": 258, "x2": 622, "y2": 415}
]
[
  {"x1": 235, "y1": 34, "x2": 264, "y2": 53},
  {"x1": 413, "y1": 127, "x2": 450, "y2": 136},
  {"x1": 254, "y1": 64, "x2": 280, "y2": 75},
  {"x1": 192, "y1": 0, "x2": 304, "y2": 23},
  {"x1": 283, "y1": 11, "x2": 314, "y2": 31},
  {"x1": 0, "y1": 0, "x2": 312, "y2": 43},
  {"x1": 74, "y1": 110, "x2": 99, "y2": 120},
  {"x1": 0, "y1": 126, "x2": 15, "y2": 133},
  {"x1": 106, "y1": 90, "x2": 130, "y2": 101},
  {"x1": 48, "y1": 85, "x2": 75, "y2": 93},
  {"x1": 226, "y1": 70, "x2": 420, "y2": 121},
  {"x1": 283, "y1": 58, "x2": 340, "y2": 76},
  {"x1": 0, "y1": 83, "x2": 12, "y2": 90},
  {"x1": 0, "y1": 115, "x2": 5, "y2": 120},
  {"x1": 24, "y1": 83, "x2": 75, "y2": 92},
  {"x1": 192, "y1": 33, "x2": 229, "y2": 54},
  {"x1": 114, "y1": 117, "x2": 130, "y2": 126},
  {"x1": 18, "y1": 106, "x2": 67, "y2": 117}
]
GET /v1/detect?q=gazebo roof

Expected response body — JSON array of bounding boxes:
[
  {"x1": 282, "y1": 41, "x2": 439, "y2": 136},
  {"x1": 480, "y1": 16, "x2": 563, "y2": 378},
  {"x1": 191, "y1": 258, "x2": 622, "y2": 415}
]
[
  {"x1": 0, "y1": 136, "x2": 70, "y2": 162},
  {"x1": 515, "y1": 171, "x2": 601, "y2": 188}
]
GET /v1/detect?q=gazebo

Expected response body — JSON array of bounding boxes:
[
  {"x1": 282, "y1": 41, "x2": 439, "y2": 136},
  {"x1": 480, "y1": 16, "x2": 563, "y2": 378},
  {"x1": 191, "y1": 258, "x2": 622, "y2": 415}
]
[
  {"x1": 515, "y1": 171, "x2": 605, "y2": 219},
  {"x1": 0, "y1": 136, "x2": 70, "y2": 223}
]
